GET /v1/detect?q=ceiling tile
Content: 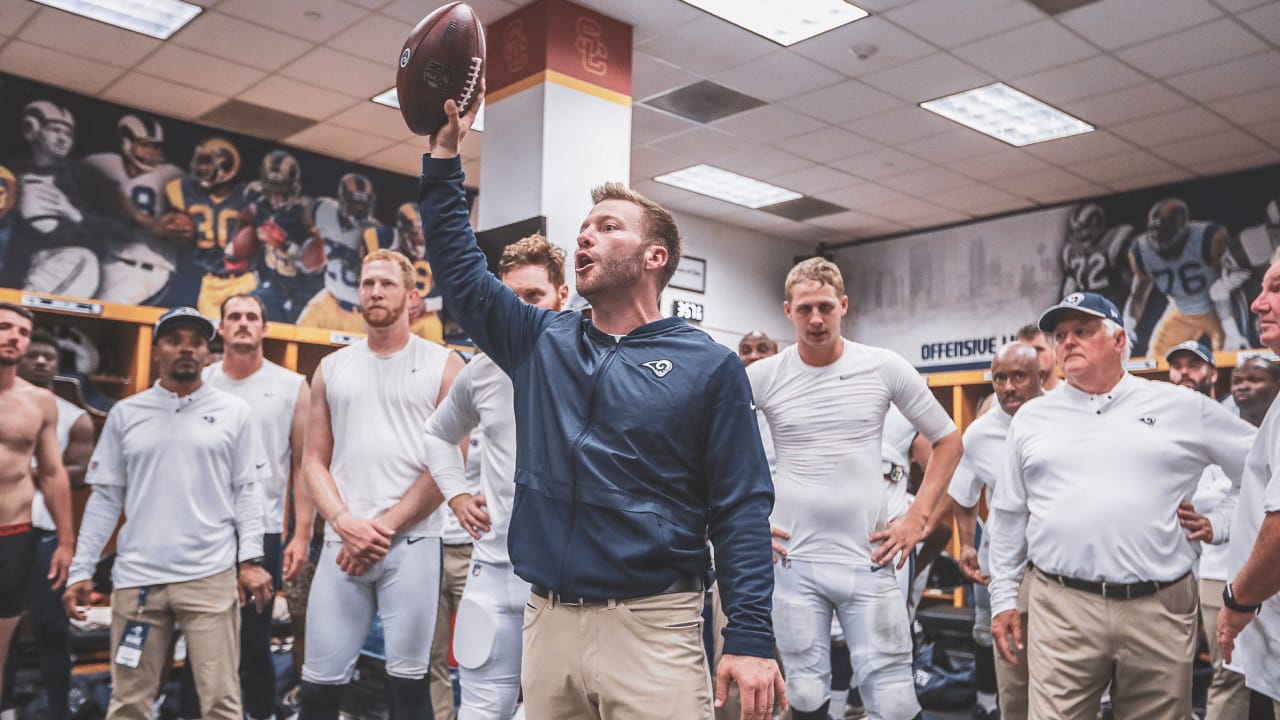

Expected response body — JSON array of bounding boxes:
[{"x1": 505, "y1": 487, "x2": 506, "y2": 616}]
[
  {"x1": 844, "y1": 105, "x2": 957, "y2": 145},
  {"x1": 1011, "y1": 56, "x2": 1146, "y2": 106},
  {"x1": 280, "y1": 47, "x2": 393, "y2": 99},
  {"x1": 101, "y1": 73, "x2": 225, "y2": 121},
  {"x1": 217, "y1": 0, "x2": 369, "y2": 42},
  {"x1": 1060, "y1": 83, "x2": 1191, "y2": 126},
  {"x1": 877, "y1": 166, "x2": 974, "y2": 194},
  {"x1": 859, "y1": 197, "x2": 954, "y2": 223},
  {"x1": 240, "y1": 76, "x2": 359, "y2": 121},
  {"x1": 882, "y1": 0, "x2": 1044, "y2": 47},
  {"x1": 1149, "y1": 129, "x2": 1270, "y2": 167},
  {"x1": 1110, "y1": 106, "x2": 1232, "y2": 147},
  {"x1": 328, "y1": 11, "x2": 412, "y2": 65},
  {"x1": 1240, "y1": 2, "x2": 1280, "y2": 45},
  {"x1": 807, "y1": 210, "x2": 900, "y2": 232},
  {"x1": 172, "y1": 12, "x2": 313, "y2": 72},
  {"x1": 817, "y1": 181, "x2": 910, "y2": 208},
  {"x1": 714, "y1": 147, "x2": 814, "y2": 179},
  {"x1": 946, "y1": 149, "x2": 1053, "y2": 181},
  {"x1": 775, "y1": 127, "x2": 884, "y2": 163},
  {"x1": 1022, "y1": 130, "x2": 1136, "y2": 165},
  {"x1": 1249, "y1": 120, "x2": 1280, "y2": 149},
  {"x1": 0, "y1": 0, "x2": 38, "y2": 32},
  {"x1": 1026, "y1": 182, "x2": 1110, "y2": 205},
  {"x1": 18, "y1": 7, "x2": 161, "y2": 67},
  {"x1": 565, "y1": 0, "x2": 704, "y2": 43},
  {"x1": 789, "y1": 16, "x2": 935, "y2": 77},
  {"x1": 860, "y1": 53, "x2": 994, "y2": 103},
  {"x1": 636, "y1": 16, "x2": 776, "y2": 76},
  {"x1": 664, "y1": 193, "x2": 740, "y2": 220},
  {"x1": 896, "y1": 130, "x2": 1009, "y2": 164},
  {"x1": 632, "y1": 106, "x2": 697, "y2": 145},
  {"x1": 1067, "y1": 150, "x2": 1181, "y2": 184},
  {"x1": 987, "y1": 167, "x2": 1092, "y2": 197},
  {"x1": 771, "y1": 166, "x2": 862, "y2": 196},
  {"x1": 1166, "y1": 51, "x2": 1280, "y2": 102},
  {"x1": 1190, "y1": 148, "x2": 1280, "y2": 176},
  {"x1": 649, "y1": 127, "x2": 745, "y2": 159},
  {"x1": 930, "y1": 183, "x2": 1025, "y2": 214},
  {"x1": 1213, "y1": 0, "x2": 1273, "y2": 10},
  {"x1": 1057, "y1": 0, "x2": 1222, "y2": 50},
  {"x1": 137, "y1": 45, "x2": 266, "y2": 97},
  {"x1": 711, "y1": 105, "x2": 826, "y2": 140},
  {"x1": 1106, "y1": 168, "x2": 1196, "y2": 193},
  {"x1": 631, "y1": 146, "x2": 688, "y2": 180},
  {"x1": 362, "y1": 142, "x2": 435, "y2": 177},
  {"x1": 900, "y1": 207, "x2": 974, "y2": 230},
  {"x1": 286, "y1": 123, "x2": 396, "y2": 162},
  {"x1": 830, "y1": 147, "x2": 932, "y2": 181},
  {"x1": 782, "y1": 79, "x2": 903, "y2": 124},
  {"x1": 0, "y1": 40, "x2": 124, "y2": 96},
  {"x1": 953, "y1": 20, "x2": 1098, "y2": 77},
  {"x1": 1116, "y1": 17, "x2": 1266, "y2": 78},
  {"x1": 328, "y1": 102, "x2": 416, "y2": 142},
  {"x1": 1215, "y1": 86, "x2": 1280, "y2": 126},
  {"x1": 852, "y1": 0, "x2": 917, "y2": 10},
  {"x1": 710, "y1": 51, "x2": 845, "y2": 103},
  {"x1": 632, "y1": 53, "x2": 700, "y2": 101}
]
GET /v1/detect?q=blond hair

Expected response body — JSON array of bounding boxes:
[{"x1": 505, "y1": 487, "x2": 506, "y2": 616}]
[
  {"x1": 590, "y1": 182, "x2": 682, "y2": 291},
  {"x1": 361, "y1": 248, "x2": 416, "y2": 291},
  {"x1": 785, "y1": 257, "x2": 845, "y2": 300},
  {"x1": 498, "y1": 233, "x2": 567, "y2": 288}
]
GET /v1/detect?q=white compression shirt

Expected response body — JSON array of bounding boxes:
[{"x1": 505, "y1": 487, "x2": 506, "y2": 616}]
[
  {"x1": 322, "y1": 336, "x2": 465, "y2": 538},
  {"x1": 425, "y1": 353, "x2": 516, "y2": 566},
  {"x1": 204, "y1": 360, "x2": 305, "y2": 534},
  {"x1": 881, "y1": 405, "x2": 919, "y2": 521},
  {"x1": 748, "y1": 340, "x2": 955, "y2": 564}
]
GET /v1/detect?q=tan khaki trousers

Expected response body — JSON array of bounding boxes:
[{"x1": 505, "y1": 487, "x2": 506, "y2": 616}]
[
  {"x1": 1026, "y1": 568, "x2": 1197, "y2": 720},
  {"x1": 1199, "y1": 578, "x2": 1251, "y2": 720},
  {"x1": 995, "y1": 576, "x2": 1031, "y2": 720},
  {"x1": 430, "y1": 542, "x2": 472, "y2": 720},
  {"x1": 108, "y1": 568, "x2": 240, "y2": 720},
  {"x1": 522, "y1": 589, "x2": 711, "y2": 719}
]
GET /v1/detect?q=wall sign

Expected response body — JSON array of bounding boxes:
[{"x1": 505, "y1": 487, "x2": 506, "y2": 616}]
[
  {"x1": 673, "y1": 298, "x2": 704, "y2": 323},
  {"x1": 671, "y1": 255, "x2": 706, "y2": 293}
]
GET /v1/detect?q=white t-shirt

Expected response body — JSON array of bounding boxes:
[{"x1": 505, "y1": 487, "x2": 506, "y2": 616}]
[
  {"x1": 1225, "y1": 393, "x2": 1280, "y2": 699},
  {"x1": 748, "y1": 340, "x2": 956, "y2": 564},
  {"x1": 203, "y1": 360, "x2": 305, "y2": 534},
  {"x1": 31, "y1": 395, "x2": 87, "y2": 532},
  {"x1": 988, "y1": 374, "x2": 1254, "y2": 615},
  {"x1": 1191, "y1": 465, "x2": 1234, "y2": 581},
  {"x1": 79, "y1": 383, "x2": 268, "y2": 588},
  {"x1": 947, "y1": 400, "x2": 1014, "y2": 509},
  {"x1": 881, "y1": 405, "x2": 919, "y2": 521},
  {"x1": 323, "y1": 336, "x2": 463, "y2": 538},
  {"x1": 426, "y1": 353, "x2": 516, "y2": 565}
]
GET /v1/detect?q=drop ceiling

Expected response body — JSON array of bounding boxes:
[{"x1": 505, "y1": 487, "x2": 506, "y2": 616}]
[{"x1": 2, "y1": 0, "x2": 1278, "y2": 247}]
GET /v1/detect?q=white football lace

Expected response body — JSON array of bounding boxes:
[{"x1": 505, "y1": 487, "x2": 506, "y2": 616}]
[{"x1": 460, "y1": 56, "x2": 482, "y2": 111}]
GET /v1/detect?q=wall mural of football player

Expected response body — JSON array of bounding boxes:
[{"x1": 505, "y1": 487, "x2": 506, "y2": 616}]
[
  {"x1": 84, "y1": 115, "x2": 184, "y2": 305},
  {"x1": 392, "y1": 202, "x2": 444, "y2": 343},
  {"x1": 241, "y1": 150, "x2": 325, "y2": 323},
  {"x1": 162, "y1": 137, "x2": 254, "y2": 319},
  {"x1": 1125, "y1": 198, "x2": 1253, "y2": 356},
  {"x1": 296, "y1": 173, "x2": 394, "y2": 332},
  {"x1": 0, "y1": 165, "x2": 17, "y2": 275},
  {"x1": 1059, "y1": 202, "x2": 1135, "y2": 311}
]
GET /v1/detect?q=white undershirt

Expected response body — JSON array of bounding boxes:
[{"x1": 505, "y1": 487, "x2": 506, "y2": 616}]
[
  {"x1": 748, "y1": 340, "x2": 955, "y2": 564},
  {"x1": 988, "y1": 373, "x2": 1254, "y2": 615}
]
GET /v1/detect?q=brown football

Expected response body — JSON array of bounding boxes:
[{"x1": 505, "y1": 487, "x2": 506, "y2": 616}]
[{"x1": 396, "y1": 2, "x2": 486, "y2": 136}]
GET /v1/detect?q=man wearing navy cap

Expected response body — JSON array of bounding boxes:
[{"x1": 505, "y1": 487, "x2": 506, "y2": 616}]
[
  {"x1": 987, "y1": 291, "x2": 1255, "y2": 719},
  {"x1": 63, "y1": 307, "x2": 273, "y2": 720}
]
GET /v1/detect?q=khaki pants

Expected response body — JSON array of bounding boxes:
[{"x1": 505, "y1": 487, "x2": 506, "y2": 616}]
[
  {"x1": 1199, "y1": 579, "x2": 1251, "y2": 720},
  {"x1": 429, "y1": 542, "x2": 472, "y2": 720},
  {"x1": 1027, "y1": 568, "x2": 1197, "y2": 720},
  {"x1": 995, "y1": 576, "x2": 1031, "y2": 720},
  {"x1": 522, "y1": 590, "x2": 711, "y2": 719},
  {"x1": 108, "y1": 568, "x2": 241, "y2": 720}
]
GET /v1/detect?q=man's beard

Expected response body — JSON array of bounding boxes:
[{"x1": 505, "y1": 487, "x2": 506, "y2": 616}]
[
  {"x1": 578, "y1": 246, "x2": 646, "y2": 300},
  {"x1": 362, "y1": 299, "x2": 406, "y2": 328},
  {"x1": 171, "y1": 367, "x2": 200, "y2": 383}
]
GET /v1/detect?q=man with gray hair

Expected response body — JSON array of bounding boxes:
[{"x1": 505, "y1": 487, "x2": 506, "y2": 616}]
[{"x1": 988, "y1": 291, "x2": 1255, "y2": 719}]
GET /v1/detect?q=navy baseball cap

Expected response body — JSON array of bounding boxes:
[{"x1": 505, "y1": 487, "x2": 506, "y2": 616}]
[
  {"x1": 1166, "y1": 339, "x2": 1215, "y2": 366},
  {"x1": 1038, "y1": 292, "x2": 1123, "y2": 332},
  {"x1": 153, "y1": 307, "x2": 215, "y2": 343}
]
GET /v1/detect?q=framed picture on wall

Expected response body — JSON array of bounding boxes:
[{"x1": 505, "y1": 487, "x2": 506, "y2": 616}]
[{"x1": 671, "y1": 255, "x2": 706, "y2": 293}]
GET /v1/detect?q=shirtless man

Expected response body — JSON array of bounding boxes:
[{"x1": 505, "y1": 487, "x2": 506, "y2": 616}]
[{"x1": 0, "y1": 302, "x2": 73, "y2": 702}]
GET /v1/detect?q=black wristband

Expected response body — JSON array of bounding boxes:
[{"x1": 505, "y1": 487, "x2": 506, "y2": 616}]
[
  {"x1": 1223, "y1": 582, "x2": 1262, "y2": 615},
  {"x1": 240, "y1": 557, "x2": 265, "y2": 567}
]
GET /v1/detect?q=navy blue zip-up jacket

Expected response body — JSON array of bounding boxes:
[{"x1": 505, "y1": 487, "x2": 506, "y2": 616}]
[{"x1": 419, "y1": 155, "x2": 776, "y2": 658}]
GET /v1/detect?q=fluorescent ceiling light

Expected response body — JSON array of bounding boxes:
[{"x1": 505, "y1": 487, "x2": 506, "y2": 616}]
[
  {"x1": 33, "y1": 0, "x2": 201, "y2": 40},
  {"x1": 681, "y1": 0, "x2": 868, "y2": 46},
  {"x1": 920, "y1": 82, "x2": 1094, "y2": 147},
  {"x1": 372, "y1": 89, "x2": 484, "y2": 132},
  {"x1": 655, "y1": 164, "x2": 802, "y2": 209}
]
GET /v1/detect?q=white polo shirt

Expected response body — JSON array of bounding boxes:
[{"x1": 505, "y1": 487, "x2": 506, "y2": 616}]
[
  {"x1": 988, "y1": 373, "x2": 1254, "y2": 615},
  {"x1": 31, "y1": 395, "x2": 87, "y2": 532},
  {"x1": 70, "y1": 382, "x2": 268, "y2": 589},
  {"x1": 323, "y1": 336, "x2": 465, "y2": 538},
  {"x1": 748, "y1": 340, "x2": 956, "y2": 564},
  {"x1": 204, "y1": 359, "x2": 305, "y2": 534},
  {"x1": 426, "y1": 353, "x2": 515, "y2": 566},
  {"x1": 1225, "y1": 393, "x2": 1280, "y2": 699},
  {"x1": 947, "y1": 400, "x2": 1014, "y2": 509}
]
